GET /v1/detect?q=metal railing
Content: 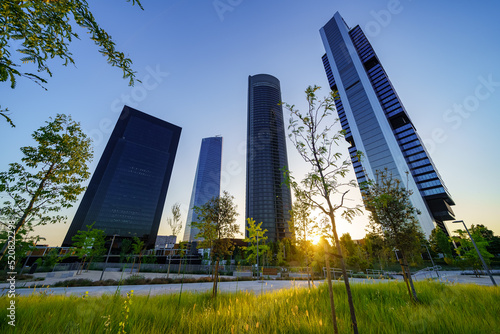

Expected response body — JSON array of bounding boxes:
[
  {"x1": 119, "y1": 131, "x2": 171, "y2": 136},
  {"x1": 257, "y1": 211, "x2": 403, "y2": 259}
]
[{"x1": 323, "y1": 267, "x2": 353, "y2": 279}]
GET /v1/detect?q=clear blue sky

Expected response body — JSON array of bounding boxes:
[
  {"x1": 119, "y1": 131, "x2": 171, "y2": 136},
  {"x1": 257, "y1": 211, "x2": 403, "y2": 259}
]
[{"x1": 2, "y1": 0, "x2": 500, "y2": 246}]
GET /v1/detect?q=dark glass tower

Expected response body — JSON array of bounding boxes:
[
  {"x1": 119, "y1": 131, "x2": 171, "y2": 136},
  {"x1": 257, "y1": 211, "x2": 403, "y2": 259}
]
[
  {"x1": 63, "y1": 106, "x2": 182, "y2": 247},
  {"x1": 246, "y1": 74, "x2": 292, "y2": 242},
  {"x1": 183, "y1": 136, "x2": 223, "y2": 242},
  {"x1": 320, "y1": 12, "x2": 455, "y2": 236}
]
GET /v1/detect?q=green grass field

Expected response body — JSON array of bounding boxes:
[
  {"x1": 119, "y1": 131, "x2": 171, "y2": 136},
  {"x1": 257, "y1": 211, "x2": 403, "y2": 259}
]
[{"x1": 1, "y1": 281, "x2": 498, "y2": 333}]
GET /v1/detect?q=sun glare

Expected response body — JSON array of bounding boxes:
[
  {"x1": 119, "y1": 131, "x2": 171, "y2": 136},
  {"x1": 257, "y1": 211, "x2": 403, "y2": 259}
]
[{"x1": 311, "y1": 234, "x2": 321, "y2": 245}]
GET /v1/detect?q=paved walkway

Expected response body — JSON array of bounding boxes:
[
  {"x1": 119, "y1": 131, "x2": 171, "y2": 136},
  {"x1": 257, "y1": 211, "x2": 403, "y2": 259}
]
[{"x1": 1, "y1": 270, "x2": 496, "y2": 297}]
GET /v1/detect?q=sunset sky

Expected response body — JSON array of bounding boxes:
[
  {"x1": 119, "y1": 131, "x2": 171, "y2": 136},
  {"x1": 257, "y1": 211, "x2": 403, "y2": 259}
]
[{"x1": 2, "y1": 0, "x2": 499, "y2": 246}]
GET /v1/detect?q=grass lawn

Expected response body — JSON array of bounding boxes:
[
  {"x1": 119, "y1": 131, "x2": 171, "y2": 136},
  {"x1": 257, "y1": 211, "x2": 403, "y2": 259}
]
[{"x1": 1, "y1": 280, "x2": 498, "y2": 333}]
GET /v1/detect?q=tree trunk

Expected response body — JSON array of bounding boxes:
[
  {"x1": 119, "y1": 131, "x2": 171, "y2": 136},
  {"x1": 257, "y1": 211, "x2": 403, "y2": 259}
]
[
  {"x1": 402, "y1": 252, "x2": 419, "y2": 303},
  {"x1": 398, "y1": 258, "x2": 413, "y2": 300},
  {"x1": 306, "y1": 256, "x2": 311, "y2": 289},
  {"x1": 0, "y1": 164, "x2": 55, "y2": 261},
  {"x1": 130, "y1": 256, "x2": 136, "y2": 274},
  {"x1": 213, "y1": 258, "x2": 219, "y2": 298},
  {"x1": 310, "y1": 265, "x2": 315, "y2": 287},
  {"x1": 78, "y1": 256, "x2": 87, "y2": 275},
  {"x1": 86, "y1": 255, "x2": 94, "y2": 272},
  {"x1": 178, "y1": 256, "x2": 182, "y2": 276},
  {"x1": 166, "y1": 249, "x2": 173, "y2": 279},
  {"x1": 324, "y1": 243, "x2": 339, "y2": 334},
  {"x1": 137, "y1": 253, "x2": 142, "y2": 273},
  {"x1": 330, "y1": 214, "x2": 358, "y2": 334}
]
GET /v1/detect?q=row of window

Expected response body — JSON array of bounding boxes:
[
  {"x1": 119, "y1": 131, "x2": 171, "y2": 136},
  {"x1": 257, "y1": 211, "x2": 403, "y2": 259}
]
[
  {"x1": 384, "y1": 102, "x2": 402, "y2": 115},
  {"x1": 350, "y1": 31, "x2": 374, "y2": 61},
  {"x1": 378, "y1": 89, "x2": 396, "y2": 103},
  {"x1": 402, "y1": 145, "x2": 424, "y2": 156},
  {"x1": 395, "y1": 127, "x2": 415, "y2": 139},
  {"x1": 412, "y1": 165, "x2": 435, "y2": 175},
  {"x1": 421, "y1": 187, "x2": 445, "y2": 196},
  {"x1": 409, "y1": 158, "x2": 430, "y2": 169},
  {"x1": 418, "y1": 179, "x2": 442, "y2": 189},
  {"x1": 399, "y1": 134, "x2": 418, "y2": 145},
  {"x1": 375, "y1": 83, "x2": 394, "y2": 98},
  {"x1": 414, "y1": 172, "x2": 437, "y2": 182},
  {"x1": 368, "y1": 67, "x2": 387, "y2": 81},
  {"x1": 402, "y1": 140, "x2": 421, "y2": 150},
  {"x1": 394, "y1": 123, "x2": 413, "y2": 134},
  {"x1": 380, "y1": 94, "x2": 398, "y2": 106},
  {"x1": 407, "y1": 152, "x2": 427, "y2": 162}
]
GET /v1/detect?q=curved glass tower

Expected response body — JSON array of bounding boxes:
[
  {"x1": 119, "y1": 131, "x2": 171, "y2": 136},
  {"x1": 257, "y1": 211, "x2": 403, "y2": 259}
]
[
  {"x1": 320, "y1": 13, "x2": 455, "y2": 236},
  {"x1": 183, "y1": 136, "x2": 223, "y2": 242},
  {"x1": 246, "y1": 74, "x2": 292, "y2": 242}
]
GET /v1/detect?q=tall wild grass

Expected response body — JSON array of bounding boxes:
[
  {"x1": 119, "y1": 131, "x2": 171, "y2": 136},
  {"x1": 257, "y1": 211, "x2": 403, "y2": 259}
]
[{"x1": 0, "y1": 281, "x2": 498, "y2": 333}]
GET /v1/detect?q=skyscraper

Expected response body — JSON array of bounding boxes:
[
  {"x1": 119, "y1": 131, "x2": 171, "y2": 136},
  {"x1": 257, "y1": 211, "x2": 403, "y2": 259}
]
[
  {"x1": 246, "y1": 74, "x2": 292, "y2": 242},
  {"x1": 183, "y1": 136, "x2": 223, "y2": 242},
  {"x1": 63, "y1": 106, "x2": 182, "y2": 247},
  {"x1": 320, "y1": 12, "x2": 454, "y2": 236}
]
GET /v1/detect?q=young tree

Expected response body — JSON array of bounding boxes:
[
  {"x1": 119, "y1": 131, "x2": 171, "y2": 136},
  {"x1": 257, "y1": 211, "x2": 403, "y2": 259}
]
[
  {"x1": 1, "y1": 0, "x2": 143, "y2": 126},
  {"x1": 452, "y1": 228, "x2": 493, "y2": 277},
  {"x1": 283, "y1": 85, "x2": 363, "y2": 333},
  {"x1": 192, "y1": 190, "x2": 239, "y2": 297},
  {"x1": 340, "y1": 233, "x2": 369, "y2": 273},
  {"x1": 177, "y1": 241, "x2": 189, "y2": 276},
  {"x1": 71, "y1": 222, "x2": 106, "y2": 274},
  {"x1": 243, "y1": 217, "x2": 269, "y2": 276},
  {"x1": 362, "y1": 169, "x2": 425, "y2": 303},
  {"x1": 364, "y1": 232, "x2": 390, "y2": 271},
  {"x1": 120, "y1": 238, "x2": 133, "y2": 264},
  {"x1": 429, "y1": 227, "x2": 453, "y2": 259},
  {"x1": 0, "y1": 224, "x2": 37, "y2": 270},
  {"x1": 166, "y1": 202, "x2": 182, "y2": 279},
  {"x1": 130, "y1": 236, "x2": 145, "y2": 273},
  {"x1": 0, "y1": 114, "x2": 92, "y2": 260},
  {"x1": 275, "y1": 240, "x2": 286, "y2": 266},
  {"x1": 288, "y1": 198, "x2": 318, "y2": 287},
  {"x1": 470, "y1": 224, "x2": 500, "y2": 256}
]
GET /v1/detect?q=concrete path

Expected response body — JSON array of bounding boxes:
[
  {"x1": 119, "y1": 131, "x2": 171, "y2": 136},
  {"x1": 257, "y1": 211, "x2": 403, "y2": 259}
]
[
  {"x1": 1, "y1": 270, "x2": 496, "y2": 297},
  {"x1": 5, "y1": 279, "x2": 326, "y2": 297}
]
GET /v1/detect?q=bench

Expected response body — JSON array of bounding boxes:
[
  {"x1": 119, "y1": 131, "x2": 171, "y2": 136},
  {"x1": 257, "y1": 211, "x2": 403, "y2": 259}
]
[
  {"x1": 262, "y1": 268, "x2": 278, "y2": 276},
  {"x1": 233, "y1": 271, "x2": 252, "y2": 277}
]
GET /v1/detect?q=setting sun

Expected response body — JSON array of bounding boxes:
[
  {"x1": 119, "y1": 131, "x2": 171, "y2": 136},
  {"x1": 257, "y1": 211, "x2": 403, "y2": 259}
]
[{"x1": 311, "y1": 234, "x2": 321, "y2": 245}]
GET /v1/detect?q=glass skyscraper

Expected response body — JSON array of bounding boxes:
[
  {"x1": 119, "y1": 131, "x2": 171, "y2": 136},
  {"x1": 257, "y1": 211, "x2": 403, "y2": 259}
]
[
  {"x1": 246, "y1": 74, "x2": 292, "y2": 242},
  {"x1": 183, "y1": 136, "x2": 223, "y2": 242},
  {"x1": 63, "y1": 106, "x2": 182, "y2": 247},
  {"x1": 320, "y1": 12, "x2": 455, "y2": 236}
]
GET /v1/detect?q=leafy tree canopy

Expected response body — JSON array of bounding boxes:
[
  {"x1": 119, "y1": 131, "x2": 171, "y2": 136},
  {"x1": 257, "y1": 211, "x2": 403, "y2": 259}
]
[
  {"x1": 362, "y1": 169, "x2": 425, "y2": 302},
  {"x1": 0, "y1": 0, "x2": 143, "y2": 126},
  {"x1": 452, "y1": 228, "x2": 493, "y2": 272},
  {"x1": 192, "y1": 190, "x2": 240, "y2": 259},
  {"x1": 71, "y1": 222, "x2": 106, "y2": 261},
  {"x1": 243, "y1": 217, "x2": 269, "y2": 266},
  {"x1": 362, "y1": 169, "x2": 425, "y2": 256},
  {"x1": 192, "y1": 190, "x2": 239, "y2": 297},
  {"x1": 429, "y1": 227, "x2": 453, "y2": 258},
  {"x1": 166, "y1": 202, "x2": 182, "y2": 237},
  {"x1": 0, "y1": 114, "x2": 92, "y2": 259}
]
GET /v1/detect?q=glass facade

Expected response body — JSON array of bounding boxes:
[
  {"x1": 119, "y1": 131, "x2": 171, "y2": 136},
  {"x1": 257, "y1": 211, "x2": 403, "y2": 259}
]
[
  {"x1": 246, "y1": 74, "x2": 292, "y2": 242},
  {"x1": 63, "y1": 106, "x2": 182, "y2": 247},
  {"x1": 320, "y1": 13, "x2": 455, "y2": 236},
  {"x1": 183, "y1": 136, "x2": 223, "y2": 242}
]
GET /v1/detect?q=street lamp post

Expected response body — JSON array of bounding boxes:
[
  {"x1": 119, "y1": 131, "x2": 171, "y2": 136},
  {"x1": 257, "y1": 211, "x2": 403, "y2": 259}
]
[
  {"x1": 453, "y1": 220, "x2": 496, "y2": 286},
  {"x1": 100, "y1": 234, "x2": 118, "y2": 281},
  {"x1": 256, "y1": 232, "x2": 259, "y2": 278},
  {"x1": 423, "y1": 244, "x2": 440, "y2": 279}
]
